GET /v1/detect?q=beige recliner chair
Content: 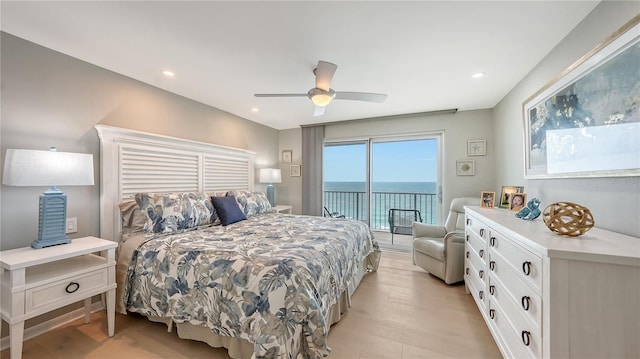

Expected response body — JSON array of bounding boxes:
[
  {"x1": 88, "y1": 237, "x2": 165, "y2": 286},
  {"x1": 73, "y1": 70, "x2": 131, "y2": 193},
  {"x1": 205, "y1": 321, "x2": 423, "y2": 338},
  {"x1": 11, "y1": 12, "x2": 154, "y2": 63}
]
[{"x1": 412, "y1": 197, "x2": 480, "y2": 284}]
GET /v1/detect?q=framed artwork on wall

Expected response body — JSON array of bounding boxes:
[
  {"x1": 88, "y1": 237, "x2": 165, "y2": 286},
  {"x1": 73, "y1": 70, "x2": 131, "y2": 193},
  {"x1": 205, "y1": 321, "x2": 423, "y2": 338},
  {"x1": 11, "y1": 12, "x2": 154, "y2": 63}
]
[
  {"x1": 282, "y1": 150, "x2": 292, "y2": 163},
  {"x1": 499, "y1": 186, "x2": 524, "y2": 209},
  {"x1": 467, "y1": 140, "x2": 486, "y2": 156},
  {"x1": 290, "y1": 164, "x2": 301, "y2": 177},
  {"x1": 456, "y1": 160, "x2": 475, "y2": 176},
  {"x1": 523, "y1": 17, "x2": 640, "y2": 178}
]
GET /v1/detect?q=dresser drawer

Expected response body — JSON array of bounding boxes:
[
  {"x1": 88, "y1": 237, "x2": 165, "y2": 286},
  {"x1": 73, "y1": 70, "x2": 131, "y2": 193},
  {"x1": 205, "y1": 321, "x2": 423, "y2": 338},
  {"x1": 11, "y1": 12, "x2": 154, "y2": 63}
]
[
  {"x1": 465, "y1": 260, "x2": 487, "y2": 310},
  {"x1": 465, "y1": 230, "x2": 486, "y2": 258},
  {"x1": 489, "y1": 298, "x2": 541, "y2": 359},
  {"x1": 25, "y1": 268, "x2": 108, "y2": 314},
  {"x1": 488, "y1": 251, "x2": 542, "y2": 327},
  {"x1": 466, "y1": 244, "x2": 487, "y2": 281},
  {"x1": 488, "y1": 229, "x2": 542, "y2": 293},
  {"x1": 488, "y1": 274, "x2": 541, "y2": 344},
  {"x1": 466, "y1": 214, "x2": 488, "y2": 239}
]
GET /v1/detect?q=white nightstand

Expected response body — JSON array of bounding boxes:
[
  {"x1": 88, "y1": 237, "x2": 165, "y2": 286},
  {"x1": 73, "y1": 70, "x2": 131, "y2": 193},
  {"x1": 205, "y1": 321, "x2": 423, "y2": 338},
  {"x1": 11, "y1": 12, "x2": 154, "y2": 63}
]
[
  {"x1": 0, "y1": 236, "x2": 117, "y2": 359},
  {"x1": 272, "y1": 205, "x2": 293, "y2": 214}
]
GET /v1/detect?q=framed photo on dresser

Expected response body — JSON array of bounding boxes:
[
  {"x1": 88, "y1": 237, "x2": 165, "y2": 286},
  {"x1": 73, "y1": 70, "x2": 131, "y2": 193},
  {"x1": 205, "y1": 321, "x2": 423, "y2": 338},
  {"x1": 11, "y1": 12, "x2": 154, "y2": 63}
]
[
  {"x1": 509, "y1": 193, "x2": 527, "y2": 212},
  {"x1": 499, "y1": 186, "x2": 524, "y2": 209},
  {"x1": 481, "y1": 191, "x2": 495, "y2": 208}
]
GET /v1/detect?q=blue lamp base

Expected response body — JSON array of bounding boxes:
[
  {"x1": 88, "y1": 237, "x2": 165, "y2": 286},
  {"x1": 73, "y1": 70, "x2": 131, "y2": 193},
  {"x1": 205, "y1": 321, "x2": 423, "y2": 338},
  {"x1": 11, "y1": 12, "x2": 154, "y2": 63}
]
[
  {"x1": 266, "y1": 183, "x2": 276, "y2": 207},
  {"x1": 32, "y1": 187, "x2": 70, "y2": 249}
]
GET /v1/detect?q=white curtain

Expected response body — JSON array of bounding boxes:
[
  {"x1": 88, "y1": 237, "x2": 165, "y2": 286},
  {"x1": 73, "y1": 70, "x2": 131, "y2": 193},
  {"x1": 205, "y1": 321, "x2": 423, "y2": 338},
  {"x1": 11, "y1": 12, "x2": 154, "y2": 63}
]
[{"x1": 301, "y1": 125, "x2": 324, "y2": 216}]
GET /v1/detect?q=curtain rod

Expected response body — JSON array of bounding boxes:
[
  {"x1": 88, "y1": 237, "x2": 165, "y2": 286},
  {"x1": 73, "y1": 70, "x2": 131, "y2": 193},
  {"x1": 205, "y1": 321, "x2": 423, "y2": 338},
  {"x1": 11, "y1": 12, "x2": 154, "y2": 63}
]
[{"x1": 300, "y1": 108, "x2": 458, "y2": 128}]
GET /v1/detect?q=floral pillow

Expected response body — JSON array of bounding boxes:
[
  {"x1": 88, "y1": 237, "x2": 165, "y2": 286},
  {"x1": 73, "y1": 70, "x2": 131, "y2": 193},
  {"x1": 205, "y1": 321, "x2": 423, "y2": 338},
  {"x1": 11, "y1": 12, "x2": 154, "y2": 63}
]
[
  {"x1": 227, "y1": 190, "x2": 272, "y2": 216},
  {"x1": 135, "y1": 192, "x2": 217, "y2": 235}
]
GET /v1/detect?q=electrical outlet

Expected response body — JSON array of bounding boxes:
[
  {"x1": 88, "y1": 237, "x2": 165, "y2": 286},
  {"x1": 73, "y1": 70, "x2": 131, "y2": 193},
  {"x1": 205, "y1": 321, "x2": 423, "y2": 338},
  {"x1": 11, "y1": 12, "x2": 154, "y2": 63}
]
[{"x1": 66, "y1": 217, "x2": 78, "y2": 234}]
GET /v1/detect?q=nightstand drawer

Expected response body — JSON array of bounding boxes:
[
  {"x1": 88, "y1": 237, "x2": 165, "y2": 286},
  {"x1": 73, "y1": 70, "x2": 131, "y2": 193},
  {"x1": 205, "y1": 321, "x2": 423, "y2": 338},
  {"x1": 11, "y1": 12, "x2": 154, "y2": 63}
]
[{"x1": 25, "y1": 268, "x2": 108, "y2": 314}]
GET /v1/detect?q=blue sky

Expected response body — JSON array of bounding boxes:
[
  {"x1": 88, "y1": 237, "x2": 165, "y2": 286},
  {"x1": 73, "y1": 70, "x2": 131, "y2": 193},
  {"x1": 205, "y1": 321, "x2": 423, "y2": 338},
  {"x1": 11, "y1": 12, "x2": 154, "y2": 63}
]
[{"x1": 324, "y1": 139, "x2": 438, "y2": 182}]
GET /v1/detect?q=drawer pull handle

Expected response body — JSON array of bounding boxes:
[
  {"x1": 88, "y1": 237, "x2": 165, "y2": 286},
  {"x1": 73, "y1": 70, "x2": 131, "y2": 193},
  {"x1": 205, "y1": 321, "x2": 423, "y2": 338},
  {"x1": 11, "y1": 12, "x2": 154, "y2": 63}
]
[
  {"x1": 465, "y1": 267, "x2": 469, "y2": 275},
  {"x1": 489, "y1": 285, "x2": 495, "y2": 295},
  {"x1": 466, "y1": 251, "x2": 469, "y2": 258},
  {"x1": 489, "y1": 236, "x2": 496, "y2": 246},
  {"x1": 466, "y1": 218, "x2": 471, "y2": 225},
  {"x1": 466, "y1": 234, "x2": 469, "y2": 242},
  {"x1": 479, "y1": 229, "x2": 485, "y2": 237},
  {"x1": 489, "y1": 309, "x2": 495, "y2": 319},
  {"x1": 479, "y1": 249, "x2": 484, "y2": 258},
  {"x1": 479, "y1": 290, "x2": 484, "y2": 300},
  {"x1": 522, "y1": 296, "x2": 531, "y2": 311},
  {"x1": 65, "y1": 282, "x2": 80, "y2": 294},
  {"x1": 479, "y1": 270, "x2": 484, "y2": 279},
  {"x1": 489, "y1": 261, "x2": 495, "y2": 271},
  {"x1": 522, "y1": 261, "x2": 532, "y2": 276},
  {"x1": 521, "y1": 331, "x2": 531, "y2": 346}
]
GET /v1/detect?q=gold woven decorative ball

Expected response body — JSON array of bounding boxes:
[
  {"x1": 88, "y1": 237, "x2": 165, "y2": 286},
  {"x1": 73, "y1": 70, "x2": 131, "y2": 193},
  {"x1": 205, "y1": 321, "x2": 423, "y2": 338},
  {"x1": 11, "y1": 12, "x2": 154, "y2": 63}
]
[{"x1": 542, "y1": 202, "x2": 594, "y2": 237}]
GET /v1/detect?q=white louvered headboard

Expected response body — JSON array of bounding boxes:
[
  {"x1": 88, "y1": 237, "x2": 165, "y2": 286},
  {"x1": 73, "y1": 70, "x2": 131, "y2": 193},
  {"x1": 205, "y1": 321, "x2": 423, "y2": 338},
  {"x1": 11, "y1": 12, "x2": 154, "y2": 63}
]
[{"x1": 95, "y1": 125, "x2": 255, "y2": 241}]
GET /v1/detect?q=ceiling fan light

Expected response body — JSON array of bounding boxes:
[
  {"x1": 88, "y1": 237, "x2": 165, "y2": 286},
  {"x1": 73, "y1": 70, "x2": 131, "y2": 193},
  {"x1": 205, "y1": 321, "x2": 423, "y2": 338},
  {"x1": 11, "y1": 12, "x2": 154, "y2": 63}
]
[
  {"x1": 308, "y1": 88, "x2": 336, "y2": 107},
  {"x1": 311, "y1": 93, "x2": 333, "y2": 107}
]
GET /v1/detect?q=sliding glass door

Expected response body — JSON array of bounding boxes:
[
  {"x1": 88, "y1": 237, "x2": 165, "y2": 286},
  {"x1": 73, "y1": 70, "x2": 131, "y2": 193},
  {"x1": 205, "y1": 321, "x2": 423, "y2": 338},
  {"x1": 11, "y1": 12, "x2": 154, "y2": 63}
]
[
  {"x1": 323, "y1": 135, "x2": 441, "y2": 237},
  {"x1": 323, "y1": 142, "x2": 369, "y2": 222},
  {"x1": 371, "y1": 138, "x2": 440, "y2": 230}
]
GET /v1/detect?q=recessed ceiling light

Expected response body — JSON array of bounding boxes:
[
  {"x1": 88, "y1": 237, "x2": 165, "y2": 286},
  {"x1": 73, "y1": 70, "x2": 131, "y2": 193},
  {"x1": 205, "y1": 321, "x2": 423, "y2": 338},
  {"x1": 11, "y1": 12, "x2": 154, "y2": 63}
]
[
  {"x1": 472, "y1": 72, "x2": 485, "y2": 79},
  {"x1": 251, "y1": 108, "x2": 259, "y2": 112},
  {"x1": 162, "y1": 70, "x2": 175, "y2": 77}
]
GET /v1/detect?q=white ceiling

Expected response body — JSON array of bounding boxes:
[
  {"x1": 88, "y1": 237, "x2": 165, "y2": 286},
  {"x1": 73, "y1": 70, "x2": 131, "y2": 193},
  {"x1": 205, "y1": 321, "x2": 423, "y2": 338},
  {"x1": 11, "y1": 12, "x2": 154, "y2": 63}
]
[{"x1": 1, "y1": 1, "x2": 600, "y2": 130}]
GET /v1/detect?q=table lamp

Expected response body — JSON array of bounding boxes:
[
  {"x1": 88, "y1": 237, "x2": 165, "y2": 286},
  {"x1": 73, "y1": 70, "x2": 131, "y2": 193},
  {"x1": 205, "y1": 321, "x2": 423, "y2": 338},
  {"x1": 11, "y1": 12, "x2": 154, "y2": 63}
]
[
  {"x1": 259, "y1": 168, "x2": 282, "y2": 206},
  {"x1": 2, "y1": 147, "x2": 94, "y2": 248}
]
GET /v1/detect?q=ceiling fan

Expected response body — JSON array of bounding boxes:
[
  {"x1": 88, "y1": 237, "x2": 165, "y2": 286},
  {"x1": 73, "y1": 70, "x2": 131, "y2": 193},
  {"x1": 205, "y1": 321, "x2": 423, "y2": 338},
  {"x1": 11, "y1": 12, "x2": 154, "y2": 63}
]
[{"x1": 254, "y1": 60, "x2": 387, "y2": 116}]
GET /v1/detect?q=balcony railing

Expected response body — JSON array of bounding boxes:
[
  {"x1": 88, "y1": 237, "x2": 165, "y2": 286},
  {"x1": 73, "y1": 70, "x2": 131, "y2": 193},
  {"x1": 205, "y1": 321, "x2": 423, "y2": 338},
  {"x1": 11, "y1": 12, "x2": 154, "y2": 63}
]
[{"x1": 324, "y1": 190, "x2": 438, "y2": 230}]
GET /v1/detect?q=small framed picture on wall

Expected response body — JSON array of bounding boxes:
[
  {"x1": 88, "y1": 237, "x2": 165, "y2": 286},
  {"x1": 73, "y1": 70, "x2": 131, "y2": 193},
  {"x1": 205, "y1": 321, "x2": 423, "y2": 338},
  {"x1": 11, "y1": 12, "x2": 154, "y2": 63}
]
[
  {"x1": 456, "y1": 160, "x2": 475, "y2": 176},
  {"x1": 290, "y1": 164, "x2": 301, "y2": 177},
  {"x1": 282, "y1": 150, "x2": 292, "y2": 163},
  {"x1": 467, "y1": 140, "x2": 486, "y2": 156}
]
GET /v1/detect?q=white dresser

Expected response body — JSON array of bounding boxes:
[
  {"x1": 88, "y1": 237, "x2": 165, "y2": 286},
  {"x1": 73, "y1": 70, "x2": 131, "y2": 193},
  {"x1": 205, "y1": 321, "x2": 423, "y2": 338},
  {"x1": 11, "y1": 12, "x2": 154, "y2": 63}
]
[{"x1": 464, "y1": 206, "x2": 640, "y2": 358}]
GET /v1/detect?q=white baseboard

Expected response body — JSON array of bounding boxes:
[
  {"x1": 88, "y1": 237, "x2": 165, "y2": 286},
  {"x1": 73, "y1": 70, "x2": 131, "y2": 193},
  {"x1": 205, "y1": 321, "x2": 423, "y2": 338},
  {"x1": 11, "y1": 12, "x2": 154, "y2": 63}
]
[{"x1": 1, "y1": 301, "x2": 104, "y2": 351}]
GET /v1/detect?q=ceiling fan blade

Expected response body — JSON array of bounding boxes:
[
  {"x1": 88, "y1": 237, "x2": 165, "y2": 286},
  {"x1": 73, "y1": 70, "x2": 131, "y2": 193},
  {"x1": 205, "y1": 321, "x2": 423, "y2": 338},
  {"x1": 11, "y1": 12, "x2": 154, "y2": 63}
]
[
  {"x1": 314, "y1": 61, "x2": 337, "y2": 91},
  {"x1": 313, "y1": 106, "x2": 326, "y2": 117},
  {"x1": 334, "y1": 91, "x2": 387, "y2": 103},
  {"x1": 254, "y1": 93, "x2": 308, "y2": 98}
]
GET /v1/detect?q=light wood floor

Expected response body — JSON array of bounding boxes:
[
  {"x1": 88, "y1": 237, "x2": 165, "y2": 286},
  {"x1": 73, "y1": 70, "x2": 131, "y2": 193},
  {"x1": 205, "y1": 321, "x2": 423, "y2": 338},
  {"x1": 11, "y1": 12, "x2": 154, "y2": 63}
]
[{"x1": 1, "y1": 251, "x2": 500, "y2": 359}]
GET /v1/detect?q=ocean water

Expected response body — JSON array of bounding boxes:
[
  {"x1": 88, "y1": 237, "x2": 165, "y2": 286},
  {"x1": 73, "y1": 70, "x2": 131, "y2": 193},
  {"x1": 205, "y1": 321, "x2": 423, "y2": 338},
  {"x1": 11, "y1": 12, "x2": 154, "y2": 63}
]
[
  {"x1": 325, "y1": 181, "x2": 437, "y2": 193},
  {"x1": 324, "y1": 181, "x2": 438, "y2": 228}
]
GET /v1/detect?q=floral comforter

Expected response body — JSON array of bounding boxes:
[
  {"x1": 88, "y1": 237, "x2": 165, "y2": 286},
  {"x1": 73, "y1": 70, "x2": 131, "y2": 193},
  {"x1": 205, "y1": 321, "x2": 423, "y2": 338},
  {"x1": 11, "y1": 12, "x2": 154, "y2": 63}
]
[{"x1": 121, "y1": 213, "x2": 380, "y2": 359}]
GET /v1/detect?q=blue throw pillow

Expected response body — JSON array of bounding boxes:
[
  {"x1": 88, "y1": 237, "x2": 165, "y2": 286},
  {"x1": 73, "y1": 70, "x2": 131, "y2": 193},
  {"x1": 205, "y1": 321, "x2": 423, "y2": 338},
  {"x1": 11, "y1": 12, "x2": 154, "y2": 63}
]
[{"x1": 211, "y1": 196, "x2": 247, "y2": 226}]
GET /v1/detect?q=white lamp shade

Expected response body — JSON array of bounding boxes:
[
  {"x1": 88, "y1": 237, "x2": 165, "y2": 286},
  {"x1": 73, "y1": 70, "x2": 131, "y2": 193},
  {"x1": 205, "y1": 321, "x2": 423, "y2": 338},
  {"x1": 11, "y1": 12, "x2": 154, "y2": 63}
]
[
  {"x1": 259, "y1": 168, "x2": 282, "y2": 184},
  {"x1": 3, "y1": 148, "x2": 94, "y2": 187}
]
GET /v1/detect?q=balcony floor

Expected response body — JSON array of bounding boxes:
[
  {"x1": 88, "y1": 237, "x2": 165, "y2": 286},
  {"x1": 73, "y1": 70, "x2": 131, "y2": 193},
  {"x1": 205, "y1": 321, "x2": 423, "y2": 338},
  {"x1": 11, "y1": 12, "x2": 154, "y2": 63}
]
[{"x1": 372, "y1": 229, "x2": 412, "y2": 252}]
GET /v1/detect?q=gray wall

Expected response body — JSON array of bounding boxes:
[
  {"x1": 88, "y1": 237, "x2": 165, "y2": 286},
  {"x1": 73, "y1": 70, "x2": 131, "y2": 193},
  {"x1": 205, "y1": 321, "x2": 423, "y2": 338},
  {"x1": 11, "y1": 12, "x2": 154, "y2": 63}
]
[
  {"x1": 0, "y1": 32, "x2": 280, "y2": 250},
  {"x1": 493, "y1": 1, "x2": 640, "y2": 237},
  {"x1": 278, "y1": 128, "x2": 303, "y2": 214}
]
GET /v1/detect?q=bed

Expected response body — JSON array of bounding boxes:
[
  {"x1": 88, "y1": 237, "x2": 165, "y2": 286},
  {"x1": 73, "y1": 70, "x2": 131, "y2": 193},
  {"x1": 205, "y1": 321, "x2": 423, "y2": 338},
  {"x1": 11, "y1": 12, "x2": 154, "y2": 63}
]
[{"x1": 96, "y1": 125, "x2": 381, "y2": 359}]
